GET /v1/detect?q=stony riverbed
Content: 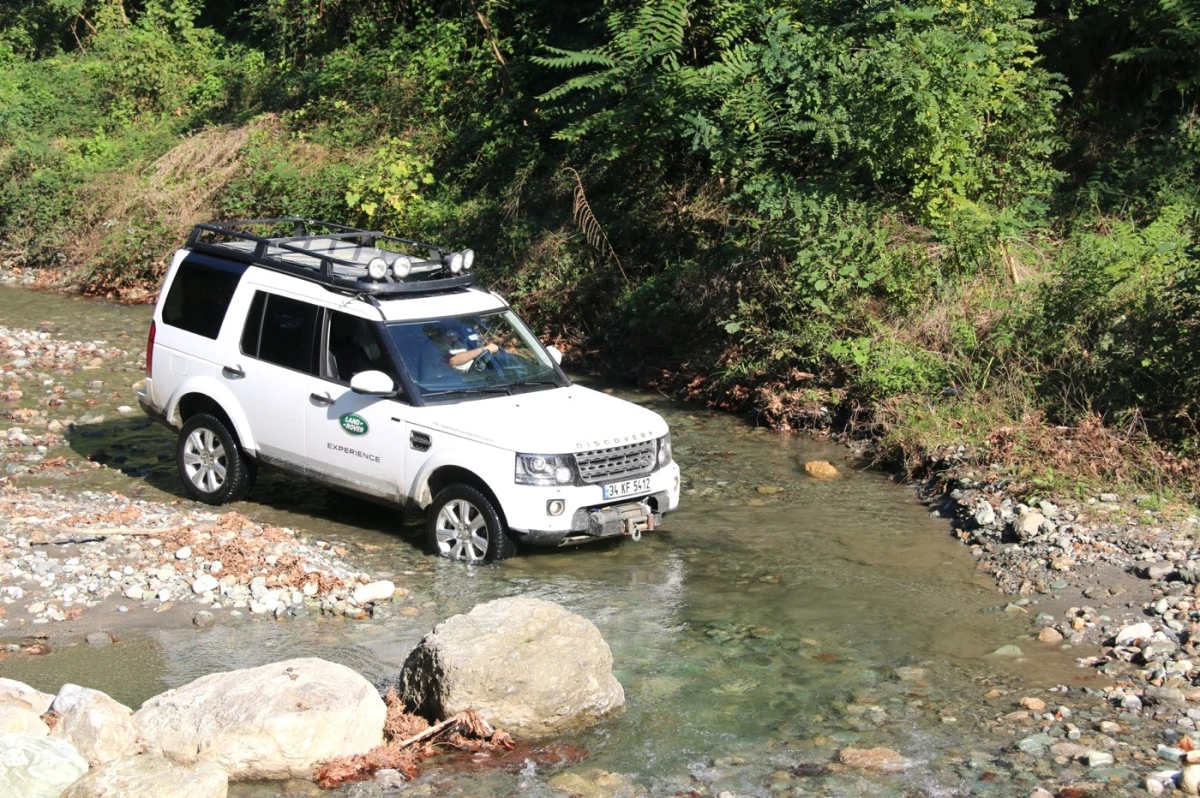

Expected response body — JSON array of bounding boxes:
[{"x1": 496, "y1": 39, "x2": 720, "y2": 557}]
[{"x1": 5, "y1": 276, "x2": 1200, "y2": 795}]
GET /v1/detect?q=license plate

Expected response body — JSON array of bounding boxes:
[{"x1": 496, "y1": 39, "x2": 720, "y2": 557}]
[{"x1": 603, "y1": 477, "x2": 651, "y2": 499}]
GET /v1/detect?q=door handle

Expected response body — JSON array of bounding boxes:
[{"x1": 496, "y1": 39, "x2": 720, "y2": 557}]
[
  {"x1": 222, "y1": 365, "x2": 245, "y2": 379},
  {"x1": 310, "y1": 392, "x2": 333, "y2": 406}
]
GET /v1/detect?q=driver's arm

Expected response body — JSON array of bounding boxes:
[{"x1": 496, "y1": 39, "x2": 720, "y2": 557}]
[{"x1": 446, "y1": 342, "x2": 498, "y2": 367}]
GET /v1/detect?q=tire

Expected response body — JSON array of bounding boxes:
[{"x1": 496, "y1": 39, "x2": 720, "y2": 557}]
[
  {"x1": 427, "y1": 484, "x2": 517, "y2": 562},
  {"x1": 177, "y1": 413, "x2": 253, "y2": 505}
]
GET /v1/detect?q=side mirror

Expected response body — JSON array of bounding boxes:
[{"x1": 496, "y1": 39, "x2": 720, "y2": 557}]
[
  {"x1": 349, "y1": 370, "x2": 396, "y2": 396},
  {"x1": 546, "y1": 345, "x2": 563, "y2": 366}
]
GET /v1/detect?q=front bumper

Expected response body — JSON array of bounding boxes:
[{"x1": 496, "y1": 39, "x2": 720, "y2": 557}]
[{"x1": 505, "y1": 461, "x2": 680, "y2": 546}]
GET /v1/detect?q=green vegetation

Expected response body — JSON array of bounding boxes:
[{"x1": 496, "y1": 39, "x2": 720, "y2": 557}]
[{"x1": 1, "y1": 0, "x2": 1198, "y2": 496}]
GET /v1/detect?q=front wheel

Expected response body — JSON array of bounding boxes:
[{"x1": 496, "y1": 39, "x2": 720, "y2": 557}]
[
  {"x1": 177, "y1": 413, "x2": 254, "y2": 505},
  {"x1": 427, "y1": 484, "x2": 517, "y2": 562}
]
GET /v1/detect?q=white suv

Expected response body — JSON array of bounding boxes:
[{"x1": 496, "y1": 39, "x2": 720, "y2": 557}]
[{"x1": 137, "y1": 219, "x2": 680, "y2": 561}]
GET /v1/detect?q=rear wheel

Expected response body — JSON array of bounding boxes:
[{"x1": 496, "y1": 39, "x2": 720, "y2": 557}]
[
  {"x1": 427, "y1": 484, "x2": 517, "y2": 562},
  {"x1": 177, "y1": 413, "x2": 253, "y2": 505}
]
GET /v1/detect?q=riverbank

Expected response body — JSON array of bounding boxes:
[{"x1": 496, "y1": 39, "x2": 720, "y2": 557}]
[{"x1": 6, "y1": 280, "x2": 1200, "y2": 795}]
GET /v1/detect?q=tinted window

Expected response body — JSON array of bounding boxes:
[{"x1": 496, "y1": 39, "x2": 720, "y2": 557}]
[
  {"x1": 161, "y1": 257, "x2": 246, "y2": 339},
  {"x1": 240, "y1": 291, "x2": 266, "y2": 356},
  {"x1": 247, "y1": 293, "x2": 318, "y2": 374},
  {"x1": 324, "y1": 311, "x2": 391, "y2": 383}
]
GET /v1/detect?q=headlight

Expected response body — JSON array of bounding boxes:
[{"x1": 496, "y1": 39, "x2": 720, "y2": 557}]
[
  {"x1": 366, "y1": 257, "x2": 388, "y2": 280},
  {"x1": 656, "y1": 432, "x2": 672, "y2": 467},
  {"x1": 462, "y1": 249, "x2": 475, "y2": 270},
  {"x1": 447, "y1": 252, "x2": 464, "y2": 274},
  {"x1": 392, "y1": 255, "x2": 413, "y2": 278},
  {"x1": 516, "y1": 453, "x2": 576, "y2": 485}
]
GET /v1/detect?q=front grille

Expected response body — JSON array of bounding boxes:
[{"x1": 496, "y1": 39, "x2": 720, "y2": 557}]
[{"x1": 575, "y1": 440, "x2": 656, "y2": 484}]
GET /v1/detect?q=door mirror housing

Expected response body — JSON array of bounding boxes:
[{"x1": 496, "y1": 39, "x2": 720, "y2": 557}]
[
  {"x1": 546, "y1": 345, "x2": 563, "y2": 366},
  {"x1": 349, "y1": 370, "x2": 397, "y2": 396}
]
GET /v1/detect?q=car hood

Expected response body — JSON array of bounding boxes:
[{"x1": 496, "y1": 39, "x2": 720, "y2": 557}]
[{"x1": 415, "y1": 384, "x2": 668, "y2": 453}]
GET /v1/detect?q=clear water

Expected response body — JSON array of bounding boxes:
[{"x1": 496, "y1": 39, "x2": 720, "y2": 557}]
[{"x1": 0, "y1": 284, "x2": 1083, "y2": 795}]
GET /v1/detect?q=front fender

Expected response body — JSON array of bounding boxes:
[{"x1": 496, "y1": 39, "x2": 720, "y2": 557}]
[
  {"x1": 164, "y1": 378, "x2": 258, "y2": 454},
  {"x1": 407, "y1": 445, "x2": 510, "y2": 510}
]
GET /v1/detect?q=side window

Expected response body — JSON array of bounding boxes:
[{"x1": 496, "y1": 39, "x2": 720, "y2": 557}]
[
  {"x1": 324, "y1": 311, "x2": 393, "y2": 383},
  {"x1": 240, "y1": 291, "x2": 266, "y2": 356},
  {"x1": 241, "y1": 291, "x2": 319, "y2": 374},
  {"x1": 161, "y1": 257, "x2": 246, "y2": 339}
]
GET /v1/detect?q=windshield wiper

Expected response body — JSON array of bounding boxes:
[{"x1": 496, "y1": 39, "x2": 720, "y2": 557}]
[
  {"x1": 421, "y1": 385, "x2": 513, "y2": 398},
  {"x1": 511, "y1": 379, "x2": 560, "y2": 391}
]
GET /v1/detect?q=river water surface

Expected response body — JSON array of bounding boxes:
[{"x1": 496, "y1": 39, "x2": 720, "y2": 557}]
[{"x1": 0, "y1": 284, "x2": 1083, "y2": 796}]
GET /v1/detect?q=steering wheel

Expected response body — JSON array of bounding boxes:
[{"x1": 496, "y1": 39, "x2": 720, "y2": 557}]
[{"x1": 472, "y1": 349, "x2": 495, "y2": 372}]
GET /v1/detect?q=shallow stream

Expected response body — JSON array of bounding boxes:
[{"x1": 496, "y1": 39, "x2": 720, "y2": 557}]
[{"x1": 0, "y1": 284, "x2": 1088, "y2": 795}]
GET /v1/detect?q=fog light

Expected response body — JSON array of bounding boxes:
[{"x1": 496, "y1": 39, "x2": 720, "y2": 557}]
[
  {"x1": 366, "y1": 257, "x2": 388, "y2": 280},
  {"x1": 547, "y1": 500, "x2": 565, "y2": 516}
]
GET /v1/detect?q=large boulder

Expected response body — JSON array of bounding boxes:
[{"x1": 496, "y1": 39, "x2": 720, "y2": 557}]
[
  {"x1": 0, "y1": 679, "x2": 54, "y2": 715},
  {"x1": 50, "y1": 685, "x2": 139, "y2": 766},
  {"x1": 62, "y1": 755, "x2": 227, "y2": 798},
  {"x1": 0, "y1": 706, "x2": 49, "y2": 736},
  {"x1": 133, "y1": 658, "x2": 385, "y2": 781},
  {"x1": 400, "y1": 597, "x2": 625, "y2": 737},
  {"x1": 0, "y1": 733, "x2": 89, "y2": 798}
]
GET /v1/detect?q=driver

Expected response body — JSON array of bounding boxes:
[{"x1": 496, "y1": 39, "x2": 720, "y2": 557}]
[{"x1": 420, "y1": 322, "x2": 498, "y2": 378}]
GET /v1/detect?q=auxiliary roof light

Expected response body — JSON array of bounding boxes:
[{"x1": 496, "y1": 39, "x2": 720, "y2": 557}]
[
  {"x1": 366, "y1": 257, "x2": 388, "y2": 280},
  {"x1": 448, "y1": 252, "x2": 464, "y2": 274},
  {"x1": 462, "y1": 248, "x2": 475, "y2": 271},
  {"x1": 392, "y1": 255, "x2": 413, "y2": 279}
]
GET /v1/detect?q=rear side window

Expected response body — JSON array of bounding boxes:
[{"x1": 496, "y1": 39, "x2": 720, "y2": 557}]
[
  {"x1": 240, "y1": 291, "x2": 319, "y2": 374},
  {"x1": 161, "y1": 256, "x2": 246, "y2": 339}
]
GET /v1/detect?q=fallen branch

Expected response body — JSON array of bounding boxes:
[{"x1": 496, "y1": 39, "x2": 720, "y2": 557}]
[{"x1": 393, "y1": 713, "x2": 462, "y2": 750}]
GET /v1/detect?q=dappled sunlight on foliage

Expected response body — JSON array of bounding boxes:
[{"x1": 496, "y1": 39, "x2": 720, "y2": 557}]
[{"x1": 0, "y1": 0, "x2": 1199, "y2": 496}]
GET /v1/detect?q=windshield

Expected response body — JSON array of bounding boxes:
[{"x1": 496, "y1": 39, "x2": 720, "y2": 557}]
[{"x1": 388, "y1": 309, "x2": 566, "y2": 400}]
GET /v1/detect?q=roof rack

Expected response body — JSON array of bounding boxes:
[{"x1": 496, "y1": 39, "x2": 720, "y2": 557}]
[{"x1": 187, "y1": 218, "x2": 476, "y2": 296}]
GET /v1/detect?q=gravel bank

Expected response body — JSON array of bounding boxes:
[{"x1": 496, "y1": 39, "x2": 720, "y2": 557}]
[
  {"x1": 919, "y1": 461, "x2": 1200, "y2": 794},
  {"x1": 0, "y1": 486, "x2": 406, "y2": 636}
]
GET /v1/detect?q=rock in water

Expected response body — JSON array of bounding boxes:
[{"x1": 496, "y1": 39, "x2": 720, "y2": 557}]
[
  {"x1": 987, "y1": 644, "x2": 1024, "y2": 658},
  {"x1": 0, "y1": 733, "x2": 89, "y2": 798},
  {"x1": 837, "y1": 747, "x2": 912, "y2": 772},
  {"x1": 352, "y1": 580, "x2": 395, "y2": 605},
  {"x1": 1037, "y1": 627, "x2": 1064, "y2": 644},
  {"x1": 804, "y1": 461, "x2": 839, "y2": 479},
  {"x1": 50, "y1": 685, "x2": 139, "y2": 766},
  {"x1": 400, "y1": 596, "x2": 625, "y2": 737},
  {"x1": 62, "y1": 755, "x2": 228, "y2": 798},
  {"x1": 134, "y1": 658, "x2": 385, "y2": 780},
  {"x1": 547, "y1": 768, "x2": 640, "y2": 797}
]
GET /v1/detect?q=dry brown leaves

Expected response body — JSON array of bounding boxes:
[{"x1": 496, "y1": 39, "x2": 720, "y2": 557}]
[
  {"x1": 383, "y1": 688, "x2": 428, "y2": 741},
  {"x1": 315, "y1": 701, "x2": 516, "y2": 789},
  {"x1": 59, "y1": 505, "x2": 143, "y2": 527},
  {"x1": 985, "y1": 412, "x2": 1200, "y2": 494}
]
